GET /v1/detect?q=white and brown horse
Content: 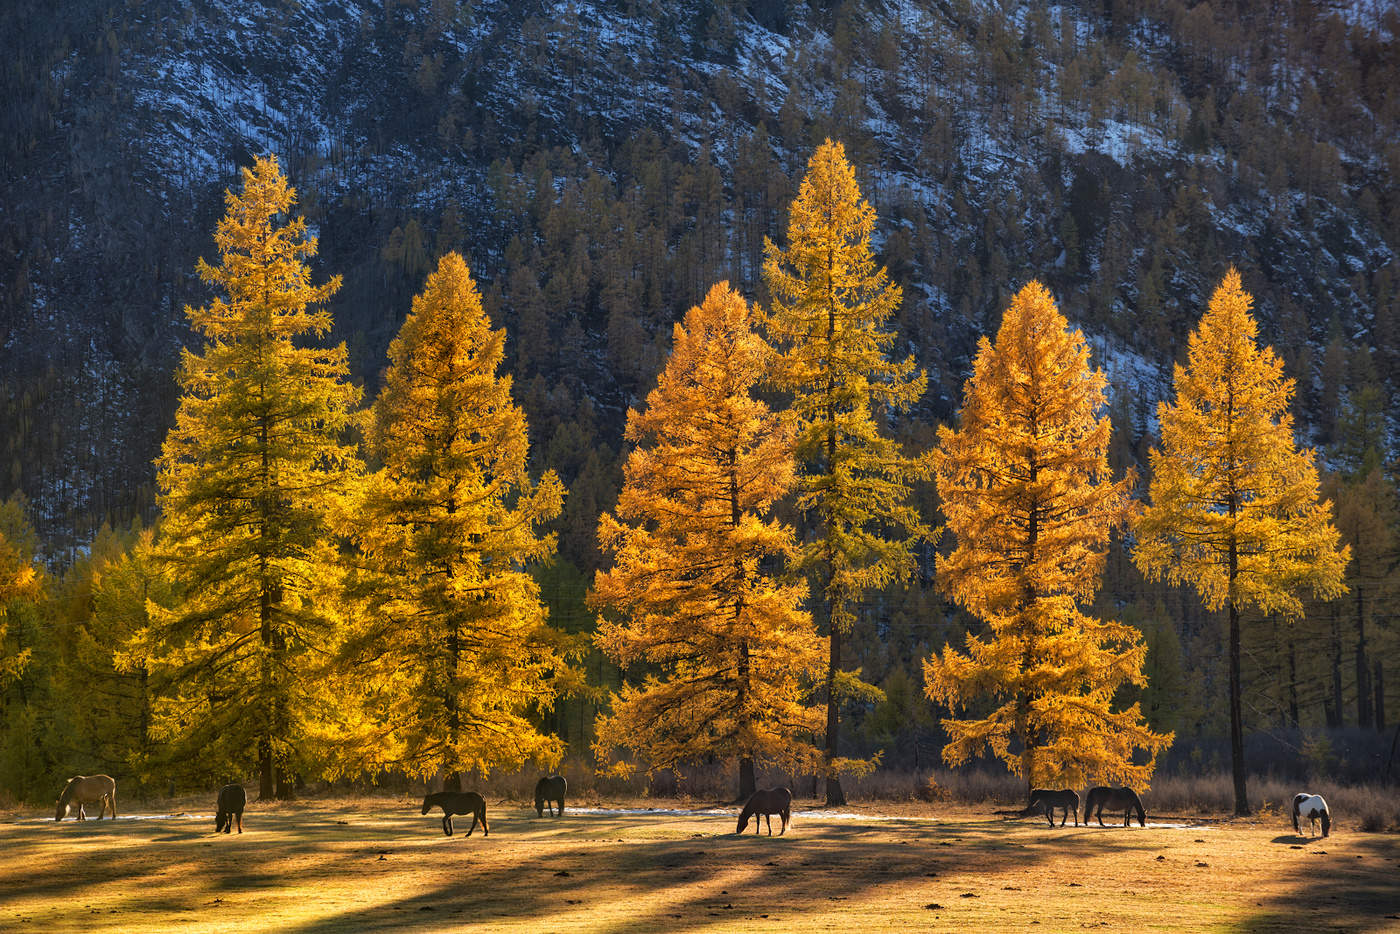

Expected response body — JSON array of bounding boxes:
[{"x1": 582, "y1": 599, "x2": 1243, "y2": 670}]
[
  {"x1": 1292, "y1": 793, "x2": 1330, "y2": 837},
  {"x1": 55, "y1": 774, "x2": 117, "y2": 821}
]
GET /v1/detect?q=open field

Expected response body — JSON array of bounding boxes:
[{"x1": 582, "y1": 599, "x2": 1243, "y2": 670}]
[{"x1": 2, "y1": 795, "x2": 1398, "y2": 932}]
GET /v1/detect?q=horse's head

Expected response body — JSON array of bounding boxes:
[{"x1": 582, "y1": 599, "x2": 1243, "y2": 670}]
[
  {"x1": 420, "y1": 796, "x2": 432, "y2": 816},
  {"x1": 55, "y1": 801, "x2": 67, "y2": 821},
  {"x1": 736, "y1": 813, "x2": 749, "y2": 834},
  {"x1": 535, "y1": 798, "x2": 544, "y2": 818}
]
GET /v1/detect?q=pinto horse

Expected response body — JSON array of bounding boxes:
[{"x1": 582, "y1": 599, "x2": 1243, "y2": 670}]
[
  {"x1": 421, "y1": 791, "x2": 489, "y2": 837},
  {"x1": 737, "y1": 787, "x2": 791, "y2": 836},
  {"x1": 1292, "y1": 793, "x2": 1331, "y2": 837},
  {"x1": 535, "y1": 775, "x2": 566, "y2": 817},
  {"x1": 55, "y1": 775, "x2": 117, "y2": 821},
  {"x1": 1028, "y1": 788, "x2": 1080, "y2": 827},
  {"x1": 1083, "y1": 786, "x2": 1145, "y2": 827}
]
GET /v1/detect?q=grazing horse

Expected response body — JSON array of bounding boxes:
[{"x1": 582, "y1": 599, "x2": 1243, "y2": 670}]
[
  {"x1": 55, "y1": 775, "x2": 117, "y2": 821},
  {"x1": 535, "y1": 775, "x2": 566, "y2": 817},
  {"x1": 421, "y1": 791, "x2": 489, "y2": 837},
  {"x1": 1028, "y1": 788, "x2": 1079, "y2": 827},
  {"x1": 1292, "y1": 793, "x2": 1331, "y2": 837},
  {"x1": 1084, "y1": 786, "x2": 1146, "y2": 827},
  {"x1": 737, "y1": 787, "x2": 791, "y2": 836},
  {"x1": 215, "y1": 784, "x2": 246, "y2": 834}
]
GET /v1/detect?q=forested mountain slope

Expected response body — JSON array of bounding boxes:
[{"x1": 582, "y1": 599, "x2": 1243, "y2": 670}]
[{"x1": 1, "y1": 0, "x2": 1396, "y2": 762}]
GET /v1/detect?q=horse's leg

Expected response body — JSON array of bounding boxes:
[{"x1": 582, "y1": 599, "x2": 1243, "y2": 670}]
[
  {"x1": 236, "y1": 812, "x2": 242, "y2": 833},
  {"x1": 780, "y1": 810, "x2": 789, "y2": 836},
  {"x1": 480, "y1": 808, "x2": 489, "y2": 836},
  {"x1": 766, "y1": 814, "x2": 773, "y2": 836},
  {"x1": 443, "y1": 814, "x2": 453, "y2": 836}
]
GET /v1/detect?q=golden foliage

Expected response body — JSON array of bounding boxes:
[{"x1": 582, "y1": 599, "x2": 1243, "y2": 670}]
[
  {"x1": 925, "y1": 281, "x2": 1172, "y2": 789},
  {"x1": 133, "y1": 155, "x2": 363, "y2": 793},
  {"x1": 591, "y1": 282, "x2": 825, "y2": 783},
  {"x1": 344, "y1": 251, "x2": 569, "y2": 780},
  {"x1": 1135, "y1": 268, "x2": 1349, "y2": 616},
  {"x1": 762, "y1": 139, "x2": 931, "y2": 625},
  {"x1": 0, "y1": 498, "x2": 42, "y2": 688}
]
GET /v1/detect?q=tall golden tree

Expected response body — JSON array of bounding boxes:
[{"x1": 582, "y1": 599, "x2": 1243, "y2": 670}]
[
  {"x1": 344, "y1": 251, "x2": 569, "y2": 787},
  {"x1": 591, "y1": 282, "x2": 825, "y2": 800},
  {"x1": 763, "y1": 139, "x2": 930, "y2": 805},
  {"x1": 924, "y1": 281, "x2": 1172, "y2": 790},
  {"x1": 130, "y1": 155, "x2": 363, "y2": 799},
  {"x1": 1135, "y1": 268, "x2": 1348, "y2": 815}
]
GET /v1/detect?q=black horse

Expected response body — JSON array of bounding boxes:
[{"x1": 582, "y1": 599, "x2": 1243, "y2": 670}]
[
  {"x1": 535, "y1": 775, "x2": 566, "y2": 817},
  {"x1": 737, "y1": 787, "x2": 792, "y2": 836},
  {"x1": 421, "y1": 791, "x2": 489, "y2": 837},
  {"x1": 215, "y1": 784, "x2": 246, "y2": 834},
  {"x1": 1083, "y1": 786, "x2": 1146, "y2": 827},
  {"x1": 1027, "y1": 788, "x2": 1079, "y2": 827}
]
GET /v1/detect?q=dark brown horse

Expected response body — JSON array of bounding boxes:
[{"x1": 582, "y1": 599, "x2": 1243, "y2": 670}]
[
  {"x1": 737, "y1": 787, "x2": 791, "y2": 836},
  {"x1": 1028, "y1": 788, "x2": 1079, "y2": 826},
  {"x1": 215, "y1": 784, "x2": 246, "y2": 834},
  {"x1": 55, "y1": 775, "x2": 116, "y2": 821},
  {"x1": 535, "y1": 775, "x2": 566, "y2": 817},
  {"x1": 421, "y1": 791, "x2": 489, "y2": 837},
  {"x1": 1083, "y1": 786, "x2": 1146, "y2": 827}
]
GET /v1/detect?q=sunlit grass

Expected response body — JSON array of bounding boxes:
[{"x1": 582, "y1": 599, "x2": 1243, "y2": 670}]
[{"x1": 1, "y1": 795, "x2": 1396, "y2": 932}]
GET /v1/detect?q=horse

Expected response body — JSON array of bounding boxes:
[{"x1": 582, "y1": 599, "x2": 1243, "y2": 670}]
[
  {"x1": 1083, "y1": 786, "x2": 1145, "y2": 827},
  {"x1": 737, "y1": 787, "x2": 792, "y2": 836},
  {"x1": 535, "y1": 775, "x2": 566, "y2": 817},
  {"x1": 421, "y1": 791, "x2": 489, "y2": 837},
  {"x1": 215, "y1": 784, "x2": 246, "y2": 834},
  {"x1": 1292, "y1": 793, "x2": 1331, "y2": 837},
  {"x1": 1028, "y1": 788, "x2": 1079, "y2": 827},
  {"x1": 55, "y1": 775, "x2": 116, "y2": 821}
]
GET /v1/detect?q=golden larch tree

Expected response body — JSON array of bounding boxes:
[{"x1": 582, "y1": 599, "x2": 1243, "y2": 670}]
[
  {"x1": 763, "y1": 139, "x2": 930, "y2": 805},
  {"x1": 591, "y1": 282, "x2": 825, "y2": 800},
  {"x1": 132, "y1": 155, "x2": 363, "y2": 799},
  {"x1": 345, "y1": 251, "x2": 569, "y2": 787},
  {"x1": 924, "y1": 281, "x2": 1172, "y2": 791},
  {"x1": 1135, "y1": 268, "x2": 1348, "y2": 815}
]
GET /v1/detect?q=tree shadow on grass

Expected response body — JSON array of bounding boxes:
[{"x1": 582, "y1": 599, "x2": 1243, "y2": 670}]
[{"x1": 1237, "y1": 833, "x2": 1400, "y2": 934}]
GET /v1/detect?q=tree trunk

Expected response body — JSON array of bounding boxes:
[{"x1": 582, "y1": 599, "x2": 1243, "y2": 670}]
[
  {"x1": 825, "y1": 624, "x2": 846, "y2": 806},
  {"x1": 1329, "y1": 608, "x2": 1345, "y2": 728},
  {"x1": 1287, "y1": 643, "x2": 1300, "y2": 729},
  {"x1": 739, "y1": 758, "x2": 756, "y2": 801},
  {"x1": 258, "y1": 735, "x2": 274, "y2": 801},
  {"x1": 1376, "y1": 660, "x2": 1386, "y2": 733},
  {"x1": 1356, "y1": 584, "x2": 1372, "y2": 727},
  {"x1": 1226, "y1": 599, "x2": 1248, "y2": 812}
]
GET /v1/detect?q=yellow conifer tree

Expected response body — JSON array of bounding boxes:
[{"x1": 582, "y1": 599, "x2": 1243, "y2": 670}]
[
  {"x1": 1135, "y1": 268, "x2": 1347, "y2": 815},
  {"x1": 132, "y1": 155, "x2": 363, "y2": 799},
  {"x1": 591, "y1": 282, "x2": 825, "y2": 800},
  {"x1": 763, "y1": 139, "x2": 930, "y2": 805},
  {"x1": 924, "y1": 281, "x2": 1172, "y2": 790},
  {"x1": 346, "y1": 251, "x2": 568, "y2": 786}
]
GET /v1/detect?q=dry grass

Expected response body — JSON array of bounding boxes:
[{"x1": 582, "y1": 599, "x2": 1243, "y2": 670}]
[{"x1": 2, "y1": 793, "x2": 1397, "y2": 933}]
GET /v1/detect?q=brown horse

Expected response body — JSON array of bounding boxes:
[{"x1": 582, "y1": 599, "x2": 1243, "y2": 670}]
[
  {"x1": 55, "y1": 774, "x2": 117, "y2": 821},
  {"x1": 1083, "y1": 786, "x2": 1146, "y2": 827},
  {"x1": 737, "y1": 787, "x2": 791, "y2": 836},
  {"x1": 215, "y1": 784, "x2": 246, "y2": 834},
  {"x1": 421, "y1": 791, "x2": 489, "y2": 837},
  {"x1": 535, "y1": 775, "x2": 566, "y2": 817},
  {"x1": 1028, "y1": 788, "x2": 1080, "y2": 827}
]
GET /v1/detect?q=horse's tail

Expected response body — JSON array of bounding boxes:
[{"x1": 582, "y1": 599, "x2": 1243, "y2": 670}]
[
  {"x1": 108, "y1": 782, "x2": 117, "y2": 819},
  {"x1": 478, "y1": 796, "x2": 489, "y2": 835},
  {"x1": 1132, "y1": 790, "x2": 1145, "y2": 827},
  {"x1": 1320, "y1": 808, "x2": 1330, "y2": 837}
]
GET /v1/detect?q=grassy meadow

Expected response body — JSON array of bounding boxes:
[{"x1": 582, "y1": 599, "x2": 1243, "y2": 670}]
[{"x1": 2, "y1": 793, "x2": 1398, "y2": 932}]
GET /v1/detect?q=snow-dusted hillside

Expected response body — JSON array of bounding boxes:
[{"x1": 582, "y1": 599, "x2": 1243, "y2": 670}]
[{"x1": 1, "y1": 0, "x2": 1397, "y2": 548}]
